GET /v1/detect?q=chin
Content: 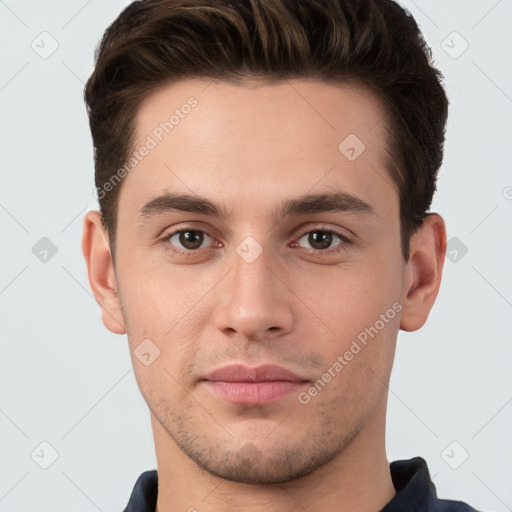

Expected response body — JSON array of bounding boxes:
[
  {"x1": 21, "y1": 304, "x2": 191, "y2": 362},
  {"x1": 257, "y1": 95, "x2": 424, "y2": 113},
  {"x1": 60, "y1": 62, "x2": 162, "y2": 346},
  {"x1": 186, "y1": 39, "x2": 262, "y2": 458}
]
[{"x1": 179, "y1": 436, "x2": 345, "y2": 484}]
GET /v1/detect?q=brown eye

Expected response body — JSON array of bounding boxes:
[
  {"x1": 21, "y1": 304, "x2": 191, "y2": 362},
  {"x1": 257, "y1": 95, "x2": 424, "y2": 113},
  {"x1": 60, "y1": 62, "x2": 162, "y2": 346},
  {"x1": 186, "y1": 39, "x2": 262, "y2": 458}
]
[
  {"x1": 168, "y1": 230, "x2": 209, "y2": 250},
  {"x1": 296, "y1": 230, "x2": 344, "y2": 251},
  {"x1": 308, "y1": 231, "x2": 333, "y2": 250}
]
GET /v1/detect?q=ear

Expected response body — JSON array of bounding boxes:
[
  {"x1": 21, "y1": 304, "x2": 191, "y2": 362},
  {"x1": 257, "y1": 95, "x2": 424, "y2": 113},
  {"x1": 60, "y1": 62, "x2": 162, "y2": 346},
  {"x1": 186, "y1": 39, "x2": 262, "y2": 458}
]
[
  {"x1": 400, "y1": 213, "x2": 447, "y2": 332},
  {"x1": 81, "y1": 210, "x2": 126, "y2": 335}
]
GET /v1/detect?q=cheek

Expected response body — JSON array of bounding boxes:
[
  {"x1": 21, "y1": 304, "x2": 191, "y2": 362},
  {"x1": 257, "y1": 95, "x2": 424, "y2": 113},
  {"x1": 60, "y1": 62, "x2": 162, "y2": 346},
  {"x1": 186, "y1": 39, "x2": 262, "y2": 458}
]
[
  {"x1": 116, "y1": 259, "x2": 209, "y2": 392},
  {"x1": 120, "y1": 277, "x2": 205, "y2": 408},
  {"x1": 300, "y1": 292, "x2": 399, "y2": 421},
  {"x1": 297, "y1": 254, "x2": 402, "y2": 343},
  {"x1": 117, "y1": 250, "x2": 209, "y2": 332},
  {"x1": 129, "y1": 354, "x2": 192, "y2": 423},
  {"x1": 292, "y1": 251, "x2": 402, "y2": 403}
]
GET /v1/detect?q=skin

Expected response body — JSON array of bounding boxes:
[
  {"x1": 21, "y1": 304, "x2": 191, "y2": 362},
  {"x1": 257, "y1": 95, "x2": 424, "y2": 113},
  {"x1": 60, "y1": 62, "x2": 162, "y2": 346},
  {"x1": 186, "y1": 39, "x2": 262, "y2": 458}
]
[{"x1": 82, "y1": 79, "x2": 447, "y2": 512}]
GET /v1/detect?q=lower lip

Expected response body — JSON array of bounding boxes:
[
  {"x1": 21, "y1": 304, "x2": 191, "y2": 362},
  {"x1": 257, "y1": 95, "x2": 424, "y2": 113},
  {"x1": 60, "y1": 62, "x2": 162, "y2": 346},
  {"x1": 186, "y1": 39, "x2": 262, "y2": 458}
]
[{"x1": 203, "y1": 380, "x2": 307, "y2": 405}]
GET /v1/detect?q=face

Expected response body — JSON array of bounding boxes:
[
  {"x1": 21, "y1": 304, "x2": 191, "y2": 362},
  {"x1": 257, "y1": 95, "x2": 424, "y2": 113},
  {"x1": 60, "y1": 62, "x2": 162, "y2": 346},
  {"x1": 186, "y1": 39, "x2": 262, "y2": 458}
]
[{"x1": 107, "y1": 79, "x2": 408, "y2": 483}]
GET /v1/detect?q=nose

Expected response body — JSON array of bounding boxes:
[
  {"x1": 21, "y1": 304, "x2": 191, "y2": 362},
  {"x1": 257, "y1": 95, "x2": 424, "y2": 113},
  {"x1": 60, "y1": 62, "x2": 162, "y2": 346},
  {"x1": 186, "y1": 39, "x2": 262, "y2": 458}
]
[{"x1": 213, "y1": 242, "x2": 294, "y2": 342}]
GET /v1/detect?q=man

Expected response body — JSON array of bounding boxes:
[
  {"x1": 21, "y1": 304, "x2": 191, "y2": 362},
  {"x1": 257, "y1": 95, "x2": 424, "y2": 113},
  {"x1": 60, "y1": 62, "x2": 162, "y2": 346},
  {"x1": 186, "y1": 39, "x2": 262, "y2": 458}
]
[{"x1": 81, "y1": 0, "x2": 482, "y2": 510}]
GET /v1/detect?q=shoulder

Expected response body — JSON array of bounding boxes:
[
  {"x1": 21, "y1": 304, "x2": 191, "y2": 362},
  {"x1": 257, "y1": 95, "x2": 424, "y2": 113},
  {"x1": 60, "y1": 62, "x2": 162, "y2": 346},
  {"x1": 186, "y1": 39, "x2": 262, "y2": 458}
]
[
  {"x1": 122, "y1": 469, "x2": 158, "y2": 512},
  {"x1": 385, "y1": 457, "x2": 486, "y2": 512}
]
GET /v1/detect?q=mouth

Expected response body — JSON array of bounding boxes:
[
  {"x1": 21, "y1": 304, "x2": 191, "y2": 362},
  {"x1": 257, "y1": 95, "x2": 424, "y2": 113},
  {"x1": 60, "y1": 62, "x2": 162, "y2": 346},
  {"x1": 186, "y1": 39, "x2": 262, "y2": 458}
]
[{"x1": 201, "y1": 364, "x2": 309, "y2": 405}]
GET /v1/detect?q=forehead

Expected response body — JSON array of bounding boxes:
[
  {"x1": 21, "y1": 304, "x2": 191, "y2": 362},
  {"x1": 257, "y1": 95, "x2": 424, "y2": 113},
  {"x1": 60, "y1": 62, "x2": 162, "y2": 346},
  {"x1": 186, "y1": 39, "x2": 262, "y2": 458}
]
[{"x1": 121, "y1": 78, "x2": 397, "y2": 220}]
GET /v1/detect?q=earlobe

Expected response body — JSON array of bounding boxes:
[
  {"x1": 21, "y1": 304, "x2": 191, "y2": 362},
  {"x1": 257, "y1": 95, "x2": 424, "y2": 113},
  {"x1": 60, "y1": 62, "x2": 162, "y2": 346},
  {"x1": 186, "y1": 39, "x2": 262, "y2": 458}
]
[
  {"x1": 399, "y1": 213, "x2": 447, "y2": 332},
  {"x1": 81, "y1": 211, "x2": 126, "y2": 335}
]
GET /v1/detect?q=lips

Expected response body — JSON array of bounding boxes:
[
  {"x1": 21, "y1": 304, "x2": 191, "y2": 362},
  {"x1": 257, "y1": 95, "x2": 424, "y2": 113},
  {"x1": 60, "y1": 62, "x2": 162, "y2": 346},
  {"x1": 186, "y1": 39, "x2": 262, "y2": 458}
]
[
  {"x1": 204, "y1": 364, "x2": 306, "y2": 383},
  {"x1": 201, "y1": 364, "x2": 309, "y2": 405}
]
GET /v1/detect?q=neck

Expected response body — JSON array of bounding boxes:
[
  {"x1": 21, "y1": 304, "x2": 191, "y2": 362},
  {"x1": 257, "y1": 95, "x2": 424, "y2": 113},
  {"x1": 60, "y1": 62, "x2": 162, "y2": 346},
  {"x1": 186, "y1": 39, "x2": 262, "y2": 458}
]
[{"x1": 153, "y1": 400, "x2": 396, "y2": 512}]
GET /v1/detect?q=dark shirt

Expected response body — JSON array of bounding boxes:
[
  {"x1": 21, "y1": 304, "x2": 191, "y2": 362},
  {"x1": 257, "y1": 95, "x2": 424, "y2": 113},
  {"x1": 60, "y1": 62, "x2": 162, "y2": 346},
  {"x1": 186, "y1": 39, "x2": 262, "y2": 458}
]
[{"x1": 122, "y1": 456, "x2": 483, "y2": 511}]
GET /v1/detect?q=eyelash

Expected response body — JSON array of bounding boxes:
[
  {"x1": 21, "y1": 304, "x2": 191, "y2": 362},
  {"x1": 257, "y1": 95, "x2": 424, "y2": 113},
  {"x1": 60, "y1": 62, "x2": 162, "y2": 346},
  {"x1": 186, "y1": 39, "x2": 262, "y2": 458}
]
[{"x1": 158, "y1": 226, "x2": 353, "y2": 258}]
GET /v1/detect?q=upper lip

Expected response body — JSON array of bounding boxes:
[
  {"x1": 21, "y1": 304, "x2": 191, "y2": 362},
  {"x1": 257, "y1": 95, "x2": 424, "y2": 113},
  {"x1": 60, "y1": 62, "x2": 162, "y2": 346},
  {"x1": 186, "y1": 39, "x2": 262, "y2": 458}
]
[{"x1": 204, "y1": 364, "x2": 307, "y2": 382}]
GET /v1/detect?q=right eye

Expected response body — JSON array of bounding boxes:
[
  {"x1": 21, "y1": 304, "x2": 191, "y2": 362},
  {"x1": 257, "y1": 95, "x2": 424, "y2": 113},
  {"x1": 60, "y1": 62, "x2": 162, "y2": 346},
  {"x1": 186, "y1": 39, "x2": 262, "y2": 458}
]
[{"x1": 159, "y1": 228, "x2": 222, "y2": 257}]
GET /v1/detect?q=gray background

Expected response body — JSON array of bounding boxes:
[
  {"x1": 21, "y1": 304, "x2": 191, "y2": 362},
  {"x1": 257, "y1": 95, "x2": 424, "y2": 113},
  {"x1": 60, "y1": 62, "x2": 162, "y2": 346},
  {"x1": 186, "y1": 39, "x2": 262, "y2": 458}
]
[{"x1": 0, "y1": 0, "x2": 511, "y2": 510}]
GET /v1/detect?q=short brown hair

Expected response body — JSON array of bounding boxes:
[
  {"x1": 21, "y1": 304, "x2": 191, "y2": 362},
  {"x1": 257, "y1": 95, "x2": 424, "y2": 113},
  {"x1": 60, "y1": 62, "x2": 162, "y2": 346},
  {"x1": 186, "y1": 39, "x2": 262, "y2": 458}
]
[{"x1": 84, "y1": 0, "x2": 448, "y2": 262}]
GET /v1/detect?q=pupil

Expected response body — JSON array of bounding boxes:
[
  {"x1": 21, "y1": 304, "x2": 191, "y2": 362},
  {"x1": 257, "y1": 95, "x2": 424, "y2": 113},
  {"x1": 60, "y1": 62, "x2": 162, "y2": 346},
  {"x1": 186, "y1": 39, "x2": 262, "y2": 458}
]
[
  {"x1": 309, "y1": 231, "x2": 332, "y2": 250},
  {"x1": 180, "y1": 230, "x2": 203, "y2": 249}
]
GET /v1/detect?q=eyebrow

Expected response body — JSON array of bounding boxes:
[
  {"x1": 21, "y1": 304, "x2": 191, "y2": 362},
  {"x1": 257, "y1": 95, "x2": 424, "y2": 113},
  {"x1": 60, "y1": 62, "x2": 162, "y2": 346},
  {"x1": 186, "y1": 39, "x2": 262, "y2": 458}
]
[{"x1": 137, "y1": 190, "x2": 375, "y2": 224}]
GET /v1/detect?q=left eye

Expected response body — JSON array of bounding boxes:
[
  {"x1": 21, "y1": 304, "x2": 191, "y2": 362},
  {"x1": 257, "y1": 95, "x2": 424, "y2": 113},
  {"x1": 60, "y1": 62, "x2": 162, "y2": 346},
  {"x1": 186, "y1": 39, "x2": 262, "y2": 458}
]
[{"x1": 295, "y1": 230, "x2": 345, "y2": 251}]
